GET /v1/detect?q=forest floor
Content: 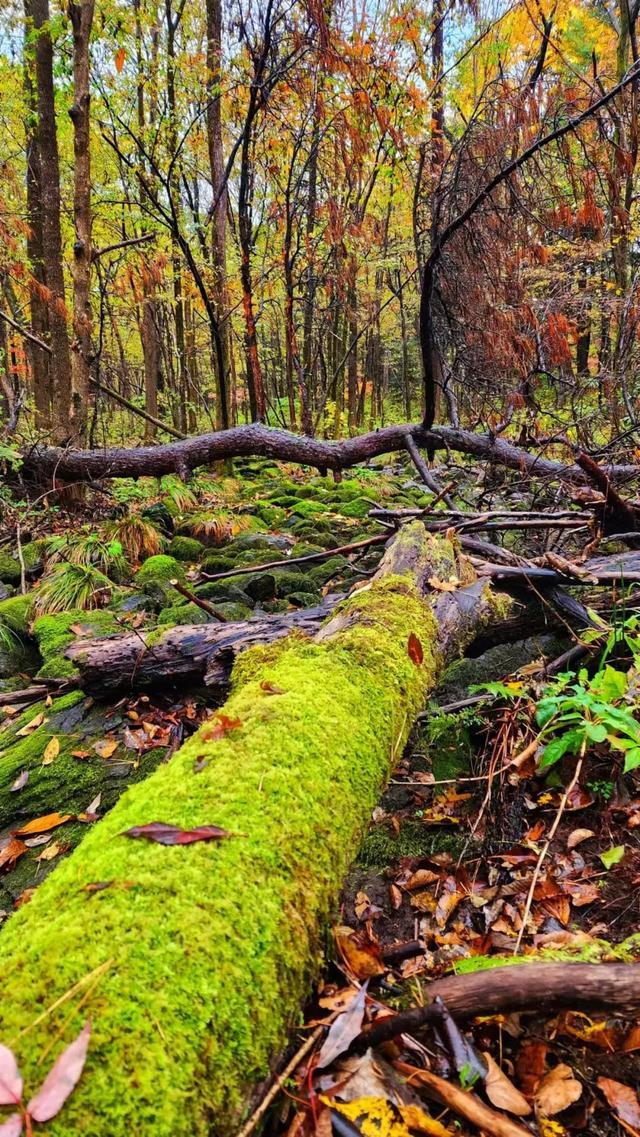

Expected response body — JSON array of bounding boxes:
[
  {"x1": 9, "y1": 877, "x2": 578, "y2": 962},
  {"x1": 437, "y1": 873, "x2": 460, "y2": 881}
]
[{"x1": 1, "y1": 454, "x2": 640, "y2": 1137}]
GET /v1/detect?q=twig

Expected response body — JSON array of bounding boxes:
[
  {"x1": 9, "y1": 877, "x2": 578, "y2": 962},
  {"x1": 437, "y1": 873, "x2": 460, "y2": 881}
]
[
  {"x1": 404, "y1": 434, "x2": 455, "y2": 508},
  {"x1": 236, "y1": 1026, "x2": 324, "y2": 1137},
  {"x1": 91, "y1": 378, "x2": 185, "y2": 440},
  {"x1": 199, "y1": 534, "x2": 389, "y2": 582},
  {"x1": 513, "y1": 749, "x2": 585, "y2": 955},
  {"x1": 169, "y1": 579, "x2": 228, "y2": 622},
  {"x1": 395, "y1": 1062, "x2": 532, "y2": 1137},
  {"x1": 16, "y1": 522, "x2": 26, "y2": 596}
]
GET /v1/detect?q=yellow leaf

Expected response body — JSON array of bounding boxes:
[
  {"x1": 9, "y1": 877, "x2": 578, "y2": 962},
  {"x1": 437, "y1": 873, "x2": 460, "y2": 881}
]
[
  {"x1": 93, "y1": 738, "x2": 119, "y2": 759},
  {"x1": 42, "y1": 737, "x2": 60, "y2": 766},
  {"x1": 16, "y1": 712, "x2": 46, "y2": 737},
  {"x1": 399, "y1": 1104, "x2": 452, "y2": 1135},
  {"x1": 331, "y1": 1097, "x2": 411, "y2": 1137}
]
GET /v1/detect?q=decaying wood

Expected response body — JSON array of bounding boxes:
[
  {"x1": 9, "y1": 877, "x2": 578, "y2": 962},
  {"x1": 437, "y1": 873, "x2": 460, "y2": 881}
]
[
  {"x1": 354, "y1": 963, "x2": 640, "y2": 1054},
  {"x1": 199, "y1": 533, "x2": 388, "y2": 582},
  {"x1": 18, "y1": 420, "x2": 640, "y2": 485}
]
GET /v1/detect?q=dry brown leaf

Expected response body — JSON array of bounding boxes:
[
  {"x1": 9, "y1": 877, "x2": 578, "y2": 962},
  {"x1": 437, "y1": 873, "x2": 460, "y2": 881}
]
[
  {"x1": 408, "y1": 633, "x2": 424, "y2": 666},
  {"x1": 428, "y1": 576, "x2": 459, "y2": 592},
  {"x1": 597, "y1": 1077, "x2": 640, "y2": 1128},
  {"x1": 13, "y1": 813, "x2": 73, "y2": 836},
  {"x1": 36, "y1": 841, "x2": 69, "y2": 862},
  {"x1": 435, "y1": 890, "x2": 464, "y2": 928},
  {"x1": 334, "y1": 925, "x2": 385, "y2": 980},
  {"x1": 42, "y1": 737, "x2": 60, "y2": 766},
  {"x1": 535, "y1": 1064, "x2": 582, "y2": 1116},
  {"x1": 567, "y1": 828, "x2": 595, "y2": 849},
  {"x1": 0, "y1": 839, "x2": 27, "y2": 870},
  {"x1": 483, "y1": 1052, "x2": 532, "y2": 1116},
  {"x1": 316, "y1": 983, "x2": 367, "y2": 1069},
  {"x1": 623, "y1": 1023, "x2": 640, "y2": 1052}
]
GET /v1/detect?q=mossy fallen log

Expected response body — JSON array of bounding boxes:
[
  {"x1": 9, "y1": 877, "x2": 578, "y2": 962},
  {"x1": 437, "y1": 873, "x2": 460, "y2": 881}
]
[{"x1": 0, "y1": 524, "x2": 507, "y2": 1137}]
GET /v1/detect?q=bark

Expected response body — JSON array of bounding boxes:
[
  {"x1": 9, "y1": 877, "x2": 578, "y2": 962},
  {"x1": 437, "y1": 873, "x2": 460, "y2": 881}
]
[
  {"x1": 19, "y1": 420, "x2": 640, "y2": 484},
  {"x1": 205, "y1": 0, "x2": 231, "y2": 429},
  {"x1": 0, "y1": 525, "x2": 508, "y2": 1137},
  {"x1": 355, "y1": 963, "x2": 640, "y2": 1055},
  {"x1": 23, "y1": 3, "x2": 50, "y2": 429},
  {"x1": 27, "y1": 0, "x2": 72, "y2": 443},
  {"x1": 68, "y1": 0, "x2": 95, "y2": 444}
]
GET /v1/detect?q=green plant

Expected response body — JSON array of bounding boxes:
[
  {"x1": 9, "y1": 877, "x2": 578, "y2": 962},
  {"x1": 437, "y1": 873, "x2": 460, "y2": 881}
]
[
  {"x1": 106, "y1": 516, "x2": 164, "y2": 563},
  {"x1": 535, "y1": 663, "x2": 640, "y2": 773},
  {"x1": 159, "y1": 475, "x2": 198, "y2": 513},
  {"x1": 44, "y1": 532, "x2": 126, "y2": 580},
  {"x1": 33, "y1": 563, "x2": 113, "y2": 616}
]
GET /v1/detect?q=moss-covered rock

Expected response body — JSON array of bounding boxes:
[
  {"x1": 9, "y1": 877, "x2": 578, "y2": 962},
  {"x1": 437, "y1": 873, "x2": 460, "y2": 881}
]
[
  {"x1": 334, "y1": 497, "x2": 371, "y2": 520},
  {"x1": 210, "y1": 600, "x2": 254, "y2": 622},
  {"x1": 284, "y1": 591, "x2": 320, "y2": 609},
  {"x1": 157, "y1": 602, "x2": 211, "y2": 627},
  {"x1": 0, "y1": 548, "x2": 441, "y2": 1137},
  {"x1": 200, "y1": 553, "x2": 239, "y2": 575},
  {"x1": 0, "y1": 553, "x2": 22, "y2": 584},
  {"x1": 195, "y1": 581, "x2": 253, "y2": 607},
  {"x1": 253, "y1": 503, "x2": 287, "y2": 528},
  {"x1": 306, "y1": 555, "x2": 349, "y2": 586},
  {"x1": 230, "y1": 533, "x2": 292, "y2": 554},
  {"x1": 271, "y1": 569, "x2": 311, "y2": 599},
  {"x1": 167, "y1": 536, "x2": 205, "y2": 562},
  {"x1": 33, "y1": 609, "x2": 120, "y2": 679},
  {"x1": 134, "y1": 554, "x2": 186, "y2": 587},
  {"x1": 287, "y1": 519, "x2": 338, "y2": 547},
  {"x1": 0, "y1": 593, "x2": 33, "y2": 636},
  {"x1": 287, "y1": 500, "x2": 327, "y2": 520}
]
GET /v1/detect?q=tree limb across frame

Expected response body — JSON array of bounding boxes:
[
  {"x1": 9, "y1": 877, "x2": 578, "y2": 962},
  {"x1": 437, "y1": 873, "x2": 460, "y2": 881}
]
[{"x1": 19, "y1": 420, "x2": 640, "y2": 484}]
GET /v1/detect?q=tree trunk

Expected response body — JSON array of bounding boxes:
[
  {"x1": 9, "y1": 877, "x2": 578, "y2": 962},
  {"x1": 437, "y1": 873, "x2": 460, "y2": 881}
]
[
  {"x1": 27, "y1": 0, "x2": 72, "y2": 443},
  {"x1": 68, "y1": 0, "x2": 95, "y2": 445},
  {"x1": 205, "y1": 0, "x2": 231, "y2": 429},
  {"x1": 0, "y1": 525, "x2": 507, "y2": 1137},
  {"x1": 23, "y1": 3, "x2": 50, "y2": 430}
]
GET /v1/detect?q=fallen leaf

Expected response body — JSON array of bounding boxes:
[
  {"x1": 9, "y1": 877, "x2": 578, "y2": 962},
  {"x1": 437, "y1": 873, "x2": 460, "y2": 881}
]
[
  {"x1": 122, "y1": 821, "x2": 233, "y2": 845},
  {"x1": 535, "y1": 1064, "x2": 582, "y2": 1116},
  {"x1": 13, "y1": 813, "x2": 72, "y2": 836},
  {"x1": 37, "y1": 842, "x2": 69, "y2": 862},
  {"x1": 515, "y1": 1039, "x2": 548, "y2": 1097},
  {"x1": 399, "y1": 1104, "x2": 451, "y2": 1136},
  {"x1": 0, "y1": 840, "x2": 28, "y2": 870},
  {"x1": 14, "y1": 889, "x2": 35, "y2": 908},
  {"x1": 428, "y1": 576, "x2": 459, "y2": 592},
  {"x1": 200, "y1": 714, "x2": 242, "y2": 741},
  {"x1": 435, "y1": 890, "x2": 464, "y2": 928},
  {"x1": 93, "y1": 738, "x2": 118, "y2": 759},
  {"x1": 623, "y1": 1023, "x2": 640, "y2": 1052},
  {"x1": 42, "y1": 737, "x2": 60, "y2": 766},
  {"x1": 85, "y1": 793, "x2": 101, "y2": 816},
  {"x1": 15, "y1": 712, "x2": 46, "y2": 737},
  {"x1": 71, "y1": 750, "x2": 90, "y2": 760},
  {"x1": 0, "y1": 1044, "x2": 22, "y2": 1105},
  {"x1": 567, "y1": 828, "x2": 595, "y2": 849},
  {"x1": 316, "y1": 982, "x2": 368, "y2": 1069},
  {"x1": 334, "y1": 925, "x2": 385, "y2": 980},
  {"x1": 597, "y1": 1077, "x2": 640, "y2": 1128},
  {"x1": 28, "y1": 1021, "x2": 91, "y2": 1123},
  {"x1": 0, "y1": 1115, "x2": 22, "y2": 1137},
  {"x1": 599, "y1": 845, "x2": 625, "y2": 869},
  {"x1": 260, "y1": 681, "x2": 286, "y2": 695},
  {"x1": 318, "y1": 986, "x2": 359, "y2": 1014},
  {"x1": 483, "y1": 1052, "x2": 532, "y2": 1117},
  {"x1": 408, "y1": 633, "x2": 424, "y2": 666},
  {"x1": 10, "y1": 771, "x2": 28, "y2": 793},
  {"x1": 389, "y1": 884, "x2": 403, "y2": 910}
]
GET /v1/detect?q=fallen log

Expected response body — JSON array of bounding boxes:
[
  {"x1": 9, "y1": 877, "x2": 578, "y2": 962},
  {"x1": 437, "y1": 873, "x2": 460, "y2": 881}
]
[
  {"x1": 66, "y1": 601, "x2": 338, "y2": 696},
  {"x1": 0, "y1": 523, "x2": 508, "y2": 1137},
  {"x1": 19, "y1": 421, "x2": 640, "y2": 485}
]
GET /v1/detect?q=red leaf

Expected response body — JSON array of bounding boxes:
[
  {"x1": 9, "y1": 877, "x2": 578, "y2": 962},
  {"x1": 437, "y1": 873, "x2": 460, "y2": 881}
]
[
  {"x1": 122, "y1": 821, "x2": 233, "y2": 845},
  {"x1": 408, "y1": 633, "x2": 423, "y2": 666},
  {"x1": 597, "y1": 1077, "x2": 640, "y2": 1128},
  {"x1": 0, "y1": 1114, "x2": 22, "y2": 1137},
  {"x1": 115, "y1": 46, "x2": 125, "y2": 72},
  {"x1": 27, "y1": 1022, "x2": 90, "y2": 1123},
  {"x1": 200, "y1": 715, "x2": 242, "y2": 741},
  {"x1": 0, "y1": 1045, "x2": 22, "y2": 1106}
]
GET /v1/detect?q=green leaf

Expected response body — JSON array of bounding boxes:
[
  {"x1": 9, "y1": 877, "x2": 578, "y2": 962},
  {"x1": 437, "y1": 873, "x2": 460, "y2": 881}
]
[
  {"x1": 599, "y1": 846, "x2": 625, "y2": 870},
  {"x1": 585, "y1": 722, "x2": 608, "y2": 743},
  {"x1": 536, "y1": 700, "x2": 560, "y2": 728},
  {"x1": 538, "y1": 729, "x2": 584, "y2": 770},
  {"x1": 592, "y1": 665, "x2": 627, "y2": 702},
  {"x1": 624, "y1": 747, "x2": 640, "y2": 773}
]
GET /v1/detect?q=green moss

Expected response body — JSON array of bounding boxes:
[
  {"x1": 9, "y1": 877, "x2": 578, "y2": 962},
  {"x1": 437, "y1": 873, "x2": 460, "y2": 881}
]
[
  {"x1": 286, "y1": 591, "x2": 321, "y2": 609},
  {"x1": 271, "y1": 569, "x2": 311, "y2": 599},
  {"x1": 0, "y1": 593, "x2": 33, "y2": 635},
  {"x1": 0, "y1": 553, "x2": 21, "y2": 584},
  {"x1": 306, "y1": 556, "x2": 349, "y2": 586},
  {"x1": 335, "y1": 497, "x2": 371, "y2": 520},
  {"x1": 200, "y1": 553, "x2": 239, "y2": 575},
  {"x1": 167, "y1": 536, "x2": 205, "y2": 562},
  {"x1": 33, "y1": 610, "x2": 119, "y2": 679},
  {"x1": 157, "y1": 602, "x2": 211, "y2": 627},
  {"x1": 288, "y1": 500, "x2": 327, "y2": 519},
  {"x1": 20, "y1": 540, "x2": 45, "y2": 572},
  {"x1": 0, "y1": 552, "x2": 440, "y2": 1137},
  {"x1": 452, "y1": 934, "x2": 640, "y2": 974},
  {"x1": 134, "y1": 555, "x2": 186, "y2": 586},
  {"x1": 356, "y1": 821, "x2": 466, "y2": 868}
]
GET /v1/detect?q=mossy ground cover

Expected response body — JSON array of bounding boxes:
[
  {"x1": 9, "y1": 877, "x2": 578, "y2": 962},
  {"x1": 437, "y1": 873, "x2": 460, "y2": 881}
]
[{"x1": 0, "y1": 565, "x2": 440, "y2": 1137}]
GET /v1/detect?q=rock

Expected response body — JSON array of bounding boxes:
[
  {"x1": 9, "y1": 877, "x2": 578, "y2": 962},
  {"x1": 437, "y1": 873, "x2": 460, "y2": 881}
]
[
  {"x1": 134, "y1": 555, "x2": 186, "y2": 587},
  {"x1": 334, "y1": 497, "x2": 371, "y2": 520},
  {"x1": 142, "y1": 503, "x2": 175, "y2": 535},
  {"x1": 285, "y1": 591, "x2": 320, "y2": 609},
  {"x1": 200, "y1": 553, "x2": 239, "y2": 574},
  {"x1": 33, "y1": 609, "x2": 120, "y2": 680},
  {"x1": 211, "y1": 601, "x2": 254, "y2": 622},
  {"x1": 0, "y1": 584, "x2": 14, "y2": 602},
  {"x1": 167, "y1": 536, "x2": 205, "y2": 562},
  {"x1": 196, "y1": 582, "x2": 254, "y2": 607},
  {"x1": 0, "y1": 553, "x2": 22, "y2": 584},
  {"x1": 0, "y1": 594, "x2": 33, "y2": 635},
  {"x1": 271, "y1": 569, "x2": 314, "y2": 599},
  {"x1": 306, "y1": 556, "x2": 349, "y2": 586},
  {"x1": 157, "y1": 602, "x2": 211, "y2": 627},
  {"x1": 230, "y1": 533, "x2": 292, "y2": 553}
]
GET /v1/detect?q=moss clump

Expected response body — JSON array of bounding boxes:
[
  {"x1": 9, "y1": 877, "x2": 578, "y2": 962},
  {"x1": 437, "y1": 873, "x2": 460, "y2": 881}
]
[
  {"x1": 306, "y1": 556, "x2": 349, "y2": 587},
  {"x1": 0, "y1": 553, "x2": 21, "y2": 584},
  {"x1": 200, "y1": 553, "x2": 238, "y2": 575},
  {"x1": 356, "y1": 821, "x2": 466, "y2": 868},
  {"x1": 0, "y1": 593, "x2": 33, "y2": 635},
  {"x1": 335, "y1": 497, "x2": 371, "y2": 520},
  {"x1": 286, "y1": 591, "x2": 320, "y2": 609},
  {"x1": 156, "y1": 602, "x2": 211, "y2": 627},
  {"x1": 0, "y1": 562, "x2": 440, "y2": 1137},
  {"x1": 167, "y1": 536, "x2": 205, "y2": 562},
  {"x1": 134, "y1": 555, "x2": 186, "y2": 586},
  {"x1": 452, "y1": 934, "x2": 640, "y2": 974},
  {"x1": 33, "y1": 609, "x2": 119, "y2": 679}
]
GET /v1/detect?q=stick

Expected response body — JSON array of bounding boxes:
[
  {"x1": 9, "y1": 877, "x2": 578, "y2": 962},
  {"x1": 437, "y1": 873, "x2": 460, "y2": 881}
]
[
  {"x1": 395, "y1": 1062, "x2": 531, "y2": 1137},
  {"x1": 404, "y1": 434, "x2": 455, "y2": 508},
  {"x1": 351, "y1": 962, "x2": 640, "y2": 1053},
  {"x1": 169, "y1": 579, "x2": 228, "y2": 622},
  {"x1": 236, "y1": 1024, "x2": 323, "y2": 1137},
  {"x1": 91, "y1": 378, "x2": 186, "y2": 440},
  {"x1": 199, "y1": 534, "x2": 389, "y2": 581}
]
